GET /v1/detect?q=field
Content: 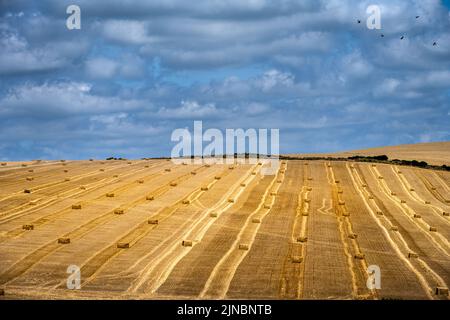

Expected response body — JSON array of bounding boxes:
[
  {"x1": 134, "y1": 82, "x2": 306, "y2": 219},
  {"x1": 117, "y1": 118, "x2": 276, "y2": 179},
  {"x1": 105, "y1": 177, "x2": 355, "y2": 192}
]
[
  {"x1": 292, "y1": 141, "x2": 450, "y2": 166},
  {"x1": 0, "y1": 158, "x2": 449, "y2": 300}
]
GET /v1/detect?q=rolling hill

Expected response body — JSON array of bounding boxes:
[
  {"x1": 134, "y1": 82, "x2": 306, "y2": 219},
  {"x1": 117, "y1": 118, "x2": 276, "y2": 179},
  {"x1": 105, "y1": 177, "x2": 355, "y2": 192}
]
[{"x1": 291, "y1": 141, "x2": 450, "y2": 166}]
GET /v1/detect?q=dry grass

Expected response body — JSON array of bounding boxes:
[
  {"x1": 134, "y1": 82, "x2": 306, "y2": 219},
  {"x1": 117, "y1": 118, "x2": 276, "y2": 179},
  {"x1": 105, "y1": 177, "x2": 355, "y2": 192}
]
[
  {"x1": 290, "y1": 141, "x2": 450, "y2": 166},
  {"x1": 0, "y1": 156, "x2": 448, "y2": 300}
]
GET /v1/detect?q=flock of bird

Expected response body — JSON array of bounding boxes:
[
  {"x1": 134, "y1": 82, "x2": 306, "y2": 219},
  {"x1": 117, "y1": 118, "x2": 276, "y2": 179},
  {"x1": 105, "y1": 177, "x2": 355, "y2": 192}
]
[{"x1": 357, "y1": 15, "x2": 438, "y2": 46}]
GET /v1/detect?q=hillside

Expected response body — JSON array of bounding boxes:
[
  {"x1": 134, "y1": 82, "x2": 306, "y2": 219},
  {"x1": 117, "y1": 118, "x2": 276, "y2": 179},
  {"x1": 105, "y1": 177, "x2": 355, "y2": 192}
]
[
  {"x1": 0, "y1": 158, "x2": 449, "y2": 300},
  {"x1": 291, "y1": 141, "x2": 450, "y2": 166}
]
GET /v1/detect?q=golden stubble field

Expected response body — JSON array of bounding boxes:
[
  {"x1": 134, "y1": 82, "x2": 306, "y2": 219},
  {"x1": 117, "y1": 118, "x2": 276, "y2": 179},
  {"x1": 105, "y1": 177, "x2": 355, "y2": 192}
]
[
  {"x1": 0, "y1": 158, "x2": 449, "y2": 300},
  {"x1": 292, "y1": 141, "x2": 450, "y2": 166}
]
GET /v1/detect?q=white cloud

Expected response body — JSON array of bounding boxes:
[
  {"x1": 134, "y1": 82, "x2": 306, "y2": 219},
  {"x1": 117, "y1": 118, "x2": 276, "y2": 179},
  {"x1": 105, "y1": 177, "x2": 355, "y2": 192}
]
[
  {"x1": 90, "y1": 113, "x2": 128, "y2": 125},
  {"x1": 157, "y1": 100, "x2": 220, "y2": 119},
  {"x1": 120, "y1": 54, "x2": 146, "y2": 78},
  {"x1": 0, "y1": 20, "x2": 89, "y2": 75},
  {"x1": 85, "y1": 54, "x2": 147, "y2": 79},
  {"x1": 243, "y1": 102, "x2": 270, "y2": 115},
  {"x1": 1, "y1": 0, "x2": 450, "y2": 159},
  {"x1": 374, "y1": 78, "x2": 401, "y2": 96},
  {"x1": 0, "y1": 30, "x2": 64, "y2": 74},
  {"x1": 341, "y1": 51, "x2": 373, "y2": 78},
  {"x1": 85, "y1": 58, "x2": 119, "y2": 79},
  {"x1": 259, "y1": 70, "x2": 295, "y2": 91},
  {"x1": 0, "y1": 82, "x2": 144, "y2": 116},
  {"x1": 408, "y1": 71, "x2": 450, "y2": 89},
  {"x1": 101, "y1": 20, "x2": 155, "y2": 45}
]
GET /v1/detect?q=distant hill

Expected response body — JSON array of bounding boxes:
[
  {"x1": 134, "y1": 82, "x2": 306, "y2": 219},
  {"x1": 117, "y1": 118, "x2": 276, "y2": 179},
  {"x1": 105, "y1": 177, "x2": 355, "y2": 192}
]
[{"x1": 290, "y1": 141, "x2": 450, "y2": 166}]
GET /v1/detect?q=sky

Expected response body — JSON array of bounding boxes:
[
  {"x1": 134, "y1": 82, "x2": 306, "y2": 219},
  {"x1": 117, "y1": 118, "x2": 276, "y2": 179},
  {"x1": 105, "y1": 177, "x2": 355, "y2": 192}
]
[{"x1": 0, "y1": 0, "x2": 450, "y2": 160}]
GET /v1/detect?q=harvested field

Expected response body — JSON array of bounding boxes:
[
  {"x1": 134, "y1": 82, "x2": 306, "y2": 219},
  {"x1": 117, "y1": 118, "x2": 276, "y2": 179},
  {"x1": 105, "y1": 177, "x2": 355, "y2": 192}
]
[
  {"x1": 0, "y1": 159, "x2": 449, "y2": 300},
  {"x1": 291, "y1": 141, "x2": 450, "y2": 166}
]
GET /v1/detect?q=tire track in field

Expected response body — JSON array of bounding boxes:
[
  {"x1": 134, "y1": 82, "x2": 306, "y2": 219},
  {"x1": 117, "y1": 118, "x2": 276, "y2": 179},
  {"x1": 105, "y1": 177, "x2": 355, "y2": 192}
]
[
  {"x1": 364, "y1": 165, "x2": 449, "y2": 294},
  {"x1": 299, "y1": 162, "x2": 353, "y2": 299},
  {"x1": 0, "y1": 162, "x2": 174, "y2": 241},
  {"x1": 0, "y1": 160, "x2": 149, "y2": 216},
  {"x1": 0, "y1": 161, "x2": 139, "y2": 204},
  {"x1": 0, "y1": 161, "x2": 166, "y2": 225},
  {"x1": 391, "y1": 166, "x2": 450, "y2": 229},
  {"x1": 435, "y1": 172, "x2": 450, "y2": 192},
  {"x1": 369, "y1": 166, "x2": 450, "y2": 256},
  {"x1": 331, "y1": 163, "x2": 377, "y2": 300},
  {"x1": 0, "y1": 165, "x2": 209, "y2": 286},
  {"x1": 0, "y1": 176, "x2": 108, "y2": 222},
  {"x1": 0, "y1": 160, "x2": 87, "y2": 178},
  {"x1": 416, "y1": 171, "x2": 450, "y2": 207},
  {"x1": 198, "y1": 163, "x2": 284, "y2": 299},
  {"x1": 274, "y1": 161, "x2": 305, "y2": 299},
  {"x1": 135, "y1": 163, "x2": 261, "y2": 295},
  {"x1": 129, "y1": 163, "x2": 261, "y2": 295},
  {"x1": 79, "y1": 165, "x2": 240, "y2": 288},
  {"x1": 0, "y1": 162, "x2": 69, "y2": 179},
  {"x1": 142, "y1": 166, "x2": 272, "y2": 297},
  {"x1": 77, "y1": 165, "x2": 235, "y2": 287},
  {"x1": 291, "y1": 162, "x2": 310, "y2": 299},
  {"x1": 326, "y1": 163, "x2": 359, "y2": 299},
  {"x1": 317, "y1": 198, "x2": 333, "y2": 216},
  {"x1": 56, "y1": 164, "x2": 224, "y2": 290},
  {"x1": 189, "y1": 170, "x2": 237, "y2": 210},
  {"x1": 348, "y1": 163, "x2": 443, "y2": 299},
  {"x1": 189, "y1": 164, "x2": 239, "y2": 210}
]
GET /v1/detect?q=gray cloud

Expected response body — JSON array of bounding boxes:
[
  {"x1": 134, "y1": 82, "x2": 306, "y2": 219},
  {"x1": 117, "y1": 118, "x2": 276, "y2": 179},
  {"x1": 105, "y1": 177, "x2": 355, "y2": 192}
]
[{"x1": 0, "y1": 0, "x2": 449, "y2": 160}]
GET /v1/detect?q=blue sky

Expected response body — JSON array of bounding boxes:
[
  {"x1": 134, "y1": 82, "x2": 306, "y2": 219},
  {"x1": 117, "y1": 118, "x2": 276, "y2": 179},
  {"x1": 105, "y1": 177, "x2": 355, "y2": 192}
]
[{"x1": 0, "y1": 0, "x2": 450, "y2": 160}]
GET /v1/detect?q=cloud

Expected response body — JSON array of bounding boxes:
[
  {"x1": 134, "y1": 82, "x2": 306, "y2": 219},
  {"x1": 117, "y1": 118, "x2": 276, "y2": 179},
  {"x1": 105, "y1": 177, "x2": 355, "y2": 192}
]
[
  {"x1": 100, "y1": 20, "x2": 154, "y2": 45},
  {"x1": 340, "y1": 51, "x2": 373, "y2": 78},
  {"x1": 242, "y1": 102, "x2": 271, "y2": 116},
  {"x1": 374, "y1": 78, "x2": 402, "y2": 96},
  {"x1": 84, "y1": 54, "x2": 147, "y2": 79},
  {"x1": 0, "y1": 82, "x2": 145, "y2": 118},
  {"x1": 258, "y1": 70, "x2": 295, "y2": 91},
  {"x1": 0, "y1": 26, "x2": 67, "y2": 74},
  {"x1": 157, "y1": 100, "x2": 220, "y2": 119},
  {"x1": 85, "y1": 57, "x2": 118, "y2": 78},
  {"x1": 0, "y1": 0, "x2": 449, "y2": 159}
]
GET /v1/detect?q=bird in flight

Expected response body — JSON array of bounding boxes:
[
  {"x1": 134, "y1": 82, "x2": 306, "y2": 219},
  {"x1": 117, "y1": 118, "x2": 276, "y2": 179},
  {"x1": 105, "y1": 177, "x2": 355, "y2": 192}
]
[{"x1": 354, "y1": 14, "x2": 438, "y2": 49}]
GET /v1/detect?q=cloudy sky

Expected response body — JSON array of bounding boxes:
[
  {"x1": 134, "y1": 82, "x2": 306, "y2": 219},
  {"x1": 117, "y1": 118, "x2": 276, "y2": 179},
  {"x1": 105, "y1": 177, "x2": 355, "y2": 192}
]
[{"x1": 1, "y1": 0, "x2": 450, "y2": 160}]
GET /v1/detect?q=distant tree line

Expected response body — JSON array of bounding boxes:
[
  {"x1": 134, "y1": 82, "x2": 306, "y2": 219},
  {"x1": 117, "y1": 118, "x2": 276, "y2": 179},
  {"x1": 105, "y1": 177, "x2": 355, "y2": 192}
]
[
  {"x1": 348, "y1": 155, "x2": 388, "y2": 161},
  {"x1": 390, "y1": 159, "x2": 428, "y2": 168},
  {"x1": 106, "y1": 157, "x2": 127, "y2": 161},
  {"x1": 129, "y1": 153, "x2": 450, "y2": 172}
]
